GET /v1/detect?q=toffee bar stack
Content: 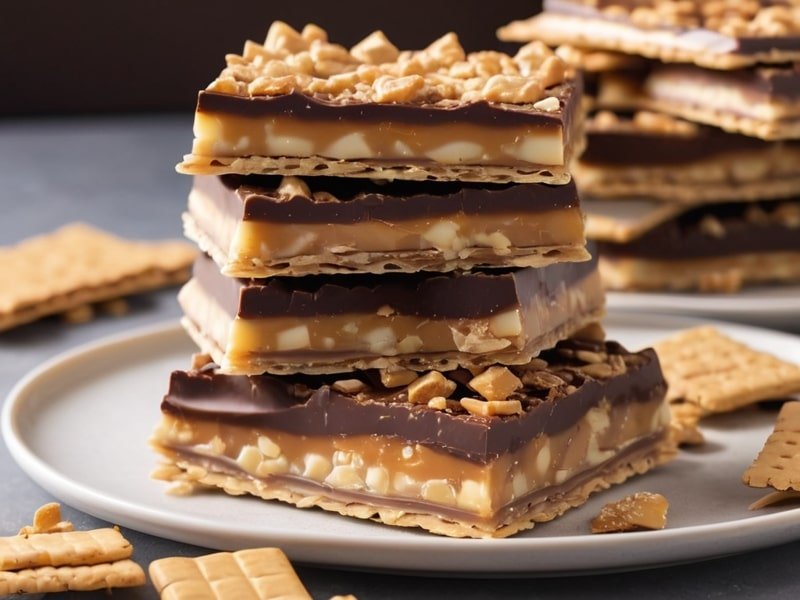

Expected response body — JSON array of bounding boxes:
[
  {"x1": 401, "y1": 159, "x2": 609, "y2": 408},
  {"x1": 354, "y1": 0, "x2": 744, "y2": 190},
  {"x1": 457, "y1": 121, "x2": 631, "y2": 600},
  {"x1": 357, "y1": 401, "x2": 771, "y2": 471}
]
[
  {"x1": 500, "y1": 0, "x2": 800, "y2": 292},
  {"x1": 151, "y1": 22, "x2": 674, "y2": 538}
]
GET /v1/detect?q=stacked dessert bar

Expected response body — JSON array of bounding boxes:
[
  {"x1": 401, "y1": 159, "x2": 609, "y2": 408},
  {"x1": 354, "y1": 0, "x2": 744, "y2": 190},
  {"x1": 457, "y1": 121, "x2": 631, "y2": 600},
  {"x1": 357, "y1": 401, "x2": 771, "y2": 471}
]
[
  {"x1": 500, "y1": 0, "x2": 800, "y2": 292},
  {"x1": 151, "y1": 22, "x2": 674, "y2": 538}
]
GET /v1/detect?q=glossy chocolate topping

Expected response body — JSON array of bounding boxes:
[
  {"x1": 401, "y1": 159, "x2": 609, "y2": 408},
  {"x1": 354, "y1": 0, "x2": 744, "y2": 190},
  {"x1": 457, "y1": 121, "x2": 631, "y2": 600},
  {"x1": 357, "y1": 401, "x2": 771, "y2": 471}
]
[
  {"x1": 196, "y1": 79, "x2": 579, "y2": 130},
  {"x1": 161, "y1": 339, "x2": 667, "y2": 463},
  {"x1": 192, "y1": 251, "x2": 598, "y2": 320},
  {"x1": 195, "y1": 175, "x2": 581, "y2": 225},
  {"x1": 598, "y1": 200, "x2": 800, "y2": 259}
]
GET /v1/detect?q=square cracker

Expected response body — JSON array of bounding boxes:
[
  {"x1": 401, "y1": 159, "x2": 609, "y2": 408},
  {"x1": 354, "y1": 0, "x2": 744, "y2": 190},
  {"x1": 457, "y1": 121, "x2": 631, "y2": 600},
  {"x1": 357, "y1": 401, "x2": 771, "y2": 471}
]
[
  {"x1": 0, "y1": 223, "x2": 196, "y2": 331},
  {"x1": 149, "y1": 548, "x2": 312, "y2": 600},
  {"x1": 0, "y1": 559, "x2": 144, "y2": 595},
  {"x1": 743, "y1": 401, "x2": 800, "y2": 491},
  {"x1": 654, "y1": 326, "x2": 800, "y2": 413}
]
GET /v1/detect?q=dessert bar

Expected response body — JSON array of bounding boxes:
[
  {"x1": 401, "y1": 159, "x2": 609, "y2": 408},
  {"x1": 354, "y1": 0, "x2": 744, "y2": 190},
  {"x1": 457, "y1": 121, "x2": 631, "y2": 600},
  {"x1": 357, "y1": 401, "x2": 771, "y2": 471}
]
[
  {"x1": 177, "y1": 23, "x2": 583, "y2": 184},
  {"x1": 186, "y1": 175, "x2": 588, "y2": 277},
  {"x1": 592, "y1": 63, "x2": 800, "y2": 140},
  {"x1": 151, "y1": 339, "x2": 674, "y2": 538},
  {"x1": 595, "y1": 199, "x2": 800, "y2": 291},
  {"x1": 499, "y1": 0, "x2": 800, "y2": 70},
  {"x1": 575, "y1": 111, "x2": 800, "y2": 202},
  {"x1": 179, "y1": 254, "x2": 605, "y2": 374}
]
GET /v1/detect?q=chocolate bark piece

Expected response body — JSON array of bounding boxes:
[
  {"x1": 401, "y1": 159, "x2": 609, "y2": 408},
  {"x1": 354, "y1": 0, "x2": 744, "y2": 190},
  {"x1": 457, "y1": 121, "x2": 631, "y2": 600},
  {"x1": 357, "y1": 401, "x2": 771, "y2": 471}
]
[
  {"x1": 574, "y1": 111, "x2": 800, "y2": 202},
  {"x1": 498, "y1": 0, "x2": 800, "y2": 70},
  {"x1": 596, "y1": 199, "x2": 800, "y2": 292},
  {"x1": 186, "y1": 175, "x2": 588, "y2": 277},
  {"x1": 177, "y1": 23, "x2": 583, "y2": 184},
  {"x1": 587, "y1": 62, "x2": 800, "y2": 140},
  {"x1": 151, "y1": 339, "x2": 674, "y2": 538},
  {"x1": 178, "y1": 253, "x2": 605, "y2": 375}
]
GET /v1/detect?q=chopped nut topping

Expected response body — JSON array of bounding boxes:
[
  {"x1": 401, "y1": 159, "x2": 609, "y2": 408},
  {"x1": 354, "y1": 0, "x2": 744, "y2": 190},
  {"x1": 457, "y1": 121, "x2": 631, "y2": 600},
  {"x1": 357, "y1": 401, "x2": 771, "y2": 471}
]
[
  {"x1": 332, "y1": 379, "x2": 368, "y2": 394},
  {"x1": 601, "y1": 0, "x2": 800, "y2": 37},
  {"x1": 591, "y1": 492, "x2": 669, "y2": 533},
  {"x1": 407, "y1": 371, "x2": 457, "y2": 404},
  {"x1": 209, "y1": 22, "x2": 569, "y2": 106},
  {"x1": 699, "y1": 215, "x2": 726, "y2": 238},
  {"x1": 380, "y1": 367, "x2": 418, "y2": 388},
  {"x1": 460, "y1": 397, "x2": 524, "y2": 417},
  {"x1": 468, "y1": 366, "x2": 523, "y2": 402}
]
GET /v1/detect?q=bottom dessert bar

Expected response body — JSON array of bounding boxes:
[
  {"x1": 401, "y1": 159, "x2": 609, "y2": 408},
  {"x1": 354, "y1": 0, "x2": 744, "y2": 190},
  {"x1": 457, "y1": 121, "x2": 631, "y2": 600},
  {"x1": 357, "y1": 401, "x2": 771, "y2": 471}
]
[
  {"x1": 150, "y1": 338, "x2": 674, "y2": 538},
  {"x1": 595, "y1": 199, "x2": 800, "y2": 292}
]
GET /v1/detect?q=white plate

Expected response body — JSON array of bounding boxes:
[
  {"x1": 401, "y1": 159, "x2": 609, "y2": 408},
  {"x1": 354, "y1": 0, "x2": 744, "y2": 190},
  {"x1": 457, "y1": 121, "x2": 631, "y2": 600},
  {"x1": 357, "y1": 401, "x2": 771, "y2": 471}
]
[
  {"x1": 607, "y1": 286, "x2": 800, "y2": 329},
  {"x1": 4, "y1": 316, "x2": 800, "y2": 575}
]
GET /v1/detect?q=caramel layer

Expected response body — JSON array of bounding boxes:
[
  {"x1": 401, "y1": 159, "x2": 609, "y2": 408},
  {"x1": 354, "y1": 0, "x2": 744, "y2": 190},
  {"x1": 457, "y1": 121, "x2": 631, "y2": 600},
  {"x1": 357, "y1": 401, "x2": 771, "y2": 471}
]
[{"x1": 188, "y1": 110, "x2": 568, "y2": 171}]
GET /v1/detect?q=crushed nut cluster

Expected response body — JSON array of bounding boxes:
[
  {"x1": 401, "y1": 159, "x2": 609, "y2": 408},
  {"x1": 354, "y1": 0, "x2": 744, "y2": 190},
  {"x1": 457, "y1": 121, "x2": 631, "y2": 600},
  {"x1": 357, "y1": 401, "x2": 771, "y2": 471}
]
[
  {"x1": 590, "y1": 110, "x2": 699, "y2": 136},
  {"x1": 601, "y1": 0, "x2": 800, "y2": 37},
  {"x1": 208, "y1": 21, "x2": 569, "y2": 106},
  {"x1": 359, "y1": 341, "x2": 648, "y2": 417}
]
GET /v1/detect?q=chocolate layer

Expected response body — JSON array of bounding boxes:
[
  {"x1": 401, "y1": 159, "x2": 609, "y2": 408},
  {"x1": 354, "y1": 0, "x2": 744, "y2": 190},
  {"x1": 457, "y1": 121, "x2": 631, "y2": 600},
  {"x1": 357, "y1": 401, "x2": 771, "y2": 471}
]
[
  {"x1": 598, "y1": 200, "x2": 800, "y2": 260},
  {"x1": 197, "y1": 175, "x2": 581, "y2": 225},
  {"x1": 161, "y1": 339, "x2": 666, "y2": 464},
  {"x1": 196, "y1": 80, "x2": 578, "y2": 131},
  {"x1": 192, "y1": 251, "x2": 598, "y2": 320},
  {"x1": 580, "y1": 115, "x2": 791, "y2": 166},
  {"x1": 546, "y1": 0, "x2": 800, "y2": 56}
]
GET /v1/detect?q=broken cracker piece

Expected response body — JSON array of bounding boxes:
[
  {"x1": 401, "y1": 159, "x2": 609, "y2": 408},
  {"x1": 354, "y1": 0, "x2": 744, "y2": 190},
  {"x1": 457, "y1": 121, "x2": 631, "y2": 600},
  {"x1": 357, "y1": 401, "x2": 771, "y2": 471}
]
[
  {"x1": 0, "y1": 528, "x2": 134, "y2": 571},
  {"x1": 0, "y1": 223, "x2": 196, "y2": 331},
  {"x1": 149, "y1": 547, "x2": 312, "y2": 600},
  {"x1": 669, "y1": 402, "x2": 705, "y2": 447},
  {"x1": 654, "y1": 326, "x2": 800, "y2": 414},
  {"x1": 743, "y1": 401, "x2": 800, "y2": 493},
  {"x1": 0, "y1": 559, "x2": 144, "y2": 595},
  {"x1": 18, "y1": 502, "x2": 73, "y2": 536},
  {"x1": 591, "y1": 492, "x2": 669, "y2": 533},
  {"x1": 749, "y1": 490, "x2": 800, "y2": 511}
]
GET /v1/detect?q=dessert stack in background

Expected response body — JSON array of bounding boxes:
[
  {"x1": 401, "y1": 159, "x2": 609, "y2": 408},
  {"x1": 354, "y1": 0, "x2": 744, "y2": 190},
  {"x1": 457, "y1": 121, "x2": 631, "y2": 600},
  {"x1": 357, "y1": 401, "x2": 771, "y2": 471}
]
[
  {"x1": 500, "y1": 0, "x2": 800, "y2": 292},
  {"x1": 150, "y1": 22, "x2": 674, "y2": 538}
]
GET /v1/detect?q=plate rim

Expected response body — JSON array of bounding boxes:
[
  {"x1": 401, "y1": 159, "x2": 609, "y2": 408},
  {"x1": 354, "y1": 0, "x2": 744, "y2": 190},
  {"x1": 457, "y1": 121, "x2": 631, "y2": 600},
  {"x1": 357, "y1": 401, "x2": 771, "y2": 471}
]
[{"x1": 4, "y1": 316, "x2": 800, "y2": 574}]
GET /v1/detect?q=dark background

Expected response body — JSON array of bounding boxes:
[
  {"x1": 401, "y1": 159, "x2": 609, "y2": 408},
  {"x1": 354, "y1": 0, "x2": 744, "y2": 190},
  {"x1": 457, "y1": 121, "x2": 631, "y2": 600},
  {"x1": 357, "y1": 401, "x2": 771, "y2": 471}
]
[{"x1": 0, "y1": 0, "x2": 543, "y2": 115}]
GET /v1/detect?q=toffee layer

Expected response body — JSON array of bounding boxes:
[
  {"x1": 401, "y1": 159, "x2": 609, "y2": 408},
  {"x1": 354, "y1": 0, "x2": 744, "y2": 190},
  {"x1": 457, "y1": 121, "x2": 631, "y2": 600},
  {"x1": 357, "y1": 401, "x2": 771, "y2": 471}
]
[
  {"x1": 187, "y1": 175, "x2": 588, "y2": 277},
  {"x1": 179, "y1": 254, "x2": 605, "y2": 374},
  {"x1": 152, "y1": 340, "x2": 673, "y2": 537},
  {"x1": 499, "y1": 1, "x2": 800, "y2": 70},
  {"x1": 177, "y1": 84, "x2": 583, "y2": 183}
]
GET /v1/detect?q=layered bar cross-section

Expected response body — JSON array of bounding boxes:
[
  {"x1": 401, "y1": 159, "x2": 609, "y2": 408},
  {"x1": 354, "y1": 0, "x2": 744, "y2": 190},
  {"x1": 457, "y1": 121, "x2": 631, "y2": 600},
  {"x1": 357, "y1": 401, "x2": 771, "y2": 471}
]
[
  {"x1": 186, "y1": 175, "x2": 589, "y2": 277},
  {"x1": 177, "y1": 23, "x2": 583, "y2": 184},
  {"x1": 179, "y1": 254, "x2": 605, "y2": 374},
  {"x1": 151, "y1": 339, "x2": 675, "y2": 538},
  {"x1": 575, "y1": 111, "x2": 800, "y2": 202}
]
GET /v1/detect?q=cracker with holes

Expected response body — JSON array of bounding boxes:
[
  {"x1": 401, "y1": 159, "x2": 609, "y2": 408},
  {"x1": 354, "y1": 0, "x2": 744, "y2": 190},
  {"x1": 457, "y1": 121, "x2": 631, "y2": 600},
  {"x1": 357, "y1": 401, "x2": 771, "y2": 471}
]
[
  {"x1": 744, "y1": 402, "x2": 800, "y2": 499},
  {"x1": 0, "y1": 223, "x2": 196, "y2": 331},
  {"x1": 654, "y1": 327, "x2": 800, "y2": 413},
  {"x1": 0, "y1": 503, "x2": 144, "y2": 595},
  {"x1": 178, "y1": 22, "x2": 583, "y2": 184},
  {"x1": 149, "y1": 548, "x2": 312, "y2": 600}
]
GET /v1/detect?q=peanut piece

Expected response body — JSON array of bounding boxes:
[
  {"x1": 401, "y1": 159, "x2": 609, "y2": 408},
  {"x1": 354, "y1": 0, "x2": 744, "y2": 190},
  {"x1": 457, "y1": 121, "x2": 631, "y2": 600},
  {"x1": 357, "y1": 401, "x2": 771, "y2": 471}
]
[
  {"x1": 591, "y1": 492, "x2": 669, "y2": 533},
  {"x1": 407, "y1": 371, "x2": 457, "y2": 404},
  {"x1": 468, "y1": 366, "x2": 522, "y2": 402}
]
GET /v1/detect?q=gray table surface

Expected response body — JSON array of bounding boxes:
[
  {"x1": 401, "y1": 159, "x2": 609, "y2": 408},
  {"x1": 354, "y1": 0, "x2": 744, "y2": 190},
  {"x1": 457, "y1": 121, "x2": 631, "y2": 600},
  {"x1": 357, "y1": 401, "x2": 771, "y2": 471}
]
[{"x1": 1, "y1": 115, "x2": 799, "y2": 599}]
